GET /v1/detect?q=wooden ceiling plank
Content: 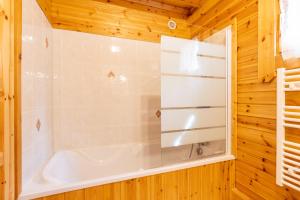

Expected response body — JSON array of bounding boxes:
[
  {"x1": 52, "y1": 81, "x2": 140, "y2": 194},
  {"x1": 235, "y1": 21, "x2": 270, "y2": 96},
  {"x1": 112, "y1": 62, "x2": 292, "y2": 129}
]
[
  {"x1": 51, "y1": 0, "x2": 189, "y2": 28},
  {"x1": 49, "y1": 0, "x2": 191, "y2": 42},
  {"x1": 93, "y1": 0, "x2": 189, "y2": 19},
  {"x1": 190, "y1": 0, "x2": 257, "y2": 36},
  {"x1": 52, "y1": 18, "x2": 188, "y2": 38},
  {"x1": 52, "y1": 19, "x2": 162, "y2": 42},
  {"x1": 187, "y1": 0, "x2": 221, "y2": 24},
  {"x1": 51, "y1": 0, "x2": 187, "y2": 23},
  {"x1": 193, "y1": 0, "x2": 258, "y2": 37},
  {"x1": 151, "y1": 0, "x2": 203, "y2": 8},
  {"x1": 51, "y1": 9, "x2": 189, "y2": 34},
  {"x1": 51, "y1": 16, "x2": 189, "y2": 42},
  {"x1": 127, "y1": 0, "x2": 188, "y2": 14}
]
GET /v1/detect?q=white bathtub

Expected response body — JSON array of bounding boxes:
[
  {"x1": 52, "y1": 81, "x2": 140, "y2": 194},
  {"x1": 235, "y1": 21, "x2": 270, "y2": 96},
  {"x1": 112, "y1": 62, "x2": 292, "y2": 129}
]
[
  {"x1": 42, "y1": 144, "x2": 159, "y2": 184},
  {"x1": 19, "y1": 143, "x2": 234, "y2": 200}
]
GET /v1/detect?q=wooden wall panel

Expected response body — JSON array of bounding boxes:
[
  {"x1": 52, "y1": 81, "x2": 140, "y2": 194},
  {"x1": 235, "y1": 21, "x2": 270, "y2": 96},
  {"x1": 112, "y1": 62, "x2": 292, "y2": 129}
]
[
  {"x1": 194, "y1": 0, "x2": 300, "y2": 199},
  {"x1": 257, "y1": 0, "x2": 276, "y2": 83},
  {"x1": 1, "y1": 0, "x2": 21, "y2": 199},
  {"x1": 35, "y1": 161, "x2": 234, "y2": 200}
]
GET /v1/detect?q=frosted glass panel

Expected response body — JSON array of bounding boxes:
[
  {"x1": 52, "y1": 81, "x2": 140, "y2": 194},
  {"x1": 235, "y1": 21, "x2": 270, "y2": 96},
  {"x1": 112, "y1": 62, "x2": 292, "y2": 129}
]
[
  {"x1": 161, "y1": 52, "x2": 226, "y2": 77},
  {"x1": 161, "y1": 36, "x2": 226, "y2": 58},
  {"x1": 161, "y1": 108, "x2": 226, "y2": 132},
  {"x1": 161, "y1": 127, "x2": 226, "y2": 148},
  {"x1": 161, "y1": 76, "x2": 226, "y2": 108},
  {"x1": 161, "y1": 31, "x2": 230, "y2": 154}
]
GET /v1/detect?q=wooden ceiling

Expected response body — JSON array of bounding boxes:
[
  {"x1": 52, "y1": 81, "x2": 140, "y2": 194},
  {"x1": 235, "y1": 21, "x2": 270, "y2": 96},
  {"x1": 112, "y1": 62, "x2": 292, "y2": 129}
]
[
  {"x1": 36, "y1": 0, "x2": 231, "y2": 42},
  {"x1": 93, "y1": 0, "x2": 226, "y2": 20},
  {"x1": 93, "y1": 0, "x2": 205, "y2": 19}
]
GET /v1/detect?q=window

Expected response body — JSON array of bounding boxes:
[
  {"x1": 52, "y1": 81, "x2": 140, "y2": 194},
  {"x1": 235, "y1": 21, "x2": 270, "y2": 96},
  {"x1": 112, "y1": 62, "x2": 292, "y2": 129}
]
[{"x1": 280, "y1": 0, "x2": 300, "y2": 59}]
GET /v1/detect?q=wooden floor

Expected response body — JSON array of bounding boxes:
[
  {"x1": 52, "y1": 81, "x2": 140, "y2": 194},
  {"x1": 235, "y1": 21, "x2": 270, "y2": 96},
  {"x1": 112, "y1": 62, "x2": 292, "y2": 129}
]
[{"x1": 34, "y1": 161, "x2": 234, "y2": 200}]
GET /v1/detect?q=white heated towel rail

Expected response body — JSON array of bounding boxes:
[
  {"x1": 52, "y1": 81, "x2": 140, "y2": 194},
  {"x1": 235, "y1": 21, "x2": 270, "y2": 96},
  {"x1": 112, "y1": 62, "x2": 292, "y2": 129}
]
[{"x1": 277, "y1": 67, "x2": 300, "y2": 191}]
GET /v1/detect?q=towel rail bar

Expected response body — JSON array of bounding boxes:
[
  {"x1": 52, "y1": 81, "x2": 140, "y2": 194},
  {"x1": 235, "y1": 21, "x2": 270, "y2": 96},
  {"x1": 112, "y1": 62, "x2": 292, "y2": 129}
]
[{"x1": 277, "y1": 68, "x2": 300, "y2": 192}]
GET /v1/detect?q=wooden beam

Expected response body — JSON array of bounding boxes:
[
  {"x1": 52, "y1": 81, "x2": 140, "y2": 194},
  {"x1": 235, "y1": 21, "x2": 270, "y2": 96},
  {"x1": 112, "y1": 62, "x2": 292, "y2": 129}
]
[{"x1": 257, "y1": 0, "x2": 276, "y2": 83}]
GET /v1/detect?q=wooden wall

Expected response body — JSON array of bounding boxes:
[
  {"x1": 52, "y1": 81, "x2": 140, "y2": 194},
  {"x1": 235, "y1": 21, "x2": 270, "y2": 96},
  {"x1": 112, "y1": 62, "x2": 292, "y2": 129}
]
[
  {"x1": 0, "y1": 0, "x2": 22, "y2": 199},
  {"x1": 34, "y1": 161, "x2": 234, "y2": 200},
  {"x1": 194, "y1": 0, "x2": 300, "y2": 199}
]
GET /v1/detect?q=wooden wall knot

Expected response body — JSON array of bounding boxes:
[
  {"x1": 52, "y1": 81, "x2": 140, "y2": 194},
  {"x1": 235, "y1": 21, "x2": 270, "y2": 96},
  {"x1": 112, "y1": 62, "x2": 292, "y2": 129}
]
[
  {"x1": 8, "y1": 95, "x2": 14, "y2": 100},
  {"x1": 262, "y1": 72, "x2": 276, "y2": 83},
  {"x1": 0, "y1": 10, "x2": 8, "y2": 20}
]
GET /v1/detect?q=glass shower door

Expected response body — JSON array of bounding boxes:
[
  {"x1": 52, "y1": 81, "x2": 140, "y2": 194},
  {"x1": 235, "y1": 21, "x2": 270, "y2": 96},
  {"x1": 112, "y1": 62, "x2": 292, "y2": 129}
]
[{"x1": 160, "y1": 29, "x2": 231, "y2": 164}]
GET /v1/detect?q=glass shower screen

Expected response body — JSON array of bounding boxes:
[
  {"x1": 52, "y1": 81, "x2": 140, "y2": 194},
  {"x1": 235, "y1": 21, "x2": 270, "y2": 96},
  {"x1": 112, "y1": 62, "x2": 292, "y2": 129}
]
[{"x1": 160, "y1": 28, "x2": 231, "y2": 164}]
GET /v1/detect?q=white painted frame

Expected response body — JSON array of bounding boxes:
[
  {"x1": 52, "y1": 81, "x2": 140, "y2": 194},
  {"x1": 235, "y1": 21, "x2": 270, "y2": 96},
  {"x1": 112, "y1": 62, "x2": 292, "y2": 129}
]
[{"x1": 225, "y1": 26, "x2": 233, "y2": 156}]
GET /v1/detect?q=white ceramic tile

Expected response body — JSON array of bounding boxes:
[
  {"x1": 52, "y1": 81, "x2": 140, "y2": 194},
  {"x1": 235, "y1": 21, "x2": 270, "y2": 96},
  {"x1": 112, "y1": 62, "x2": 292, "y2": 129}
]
[
  {"x1": 52, "y1": 29, "x2": 161, "y2": 150},
  {"x1": 22, "y1": 0, "x2": 54, "y2": 186}
]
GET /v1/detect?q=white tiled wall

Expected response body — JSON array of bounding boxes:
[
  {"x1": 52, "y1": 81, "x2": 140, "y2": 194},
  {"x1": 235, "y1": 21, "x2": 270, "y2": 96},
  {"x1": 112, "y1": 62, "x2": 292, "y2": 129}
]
[
  {"x1": 22, "y1": 0, "x2": 53, "y2": 186},
  {"x1": 52, "y1": 29, "x2": 161, "y2": 150}
]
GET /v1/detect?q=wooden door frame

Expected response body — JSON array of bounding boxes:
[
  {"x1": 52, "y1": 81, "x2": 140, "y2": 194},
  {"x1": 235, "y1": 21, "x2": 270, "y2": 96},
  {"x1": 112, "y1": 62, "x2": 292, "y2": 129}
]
[{"x1": 0, "y1": 0, "x2": 22, "y2": 199}]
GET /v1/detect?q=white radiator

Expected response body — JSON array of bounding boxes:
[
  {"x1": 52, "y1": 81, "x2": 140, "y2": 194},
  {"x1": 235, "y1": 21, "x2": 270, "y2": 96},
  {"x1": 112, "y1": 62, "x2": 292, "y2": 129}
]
[{"x1": 276, "y1": 67, "x2": 300, "y2": 191}]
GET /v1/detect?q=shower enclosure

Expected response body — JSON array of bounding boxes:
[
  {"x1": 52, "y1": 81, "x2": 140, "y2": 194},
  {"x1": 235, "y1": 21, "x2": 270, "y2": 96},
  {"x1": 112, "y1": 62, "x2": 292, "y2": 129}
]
[{"x1": 161, "y1": 29, "x2": 232, "y2": 165}]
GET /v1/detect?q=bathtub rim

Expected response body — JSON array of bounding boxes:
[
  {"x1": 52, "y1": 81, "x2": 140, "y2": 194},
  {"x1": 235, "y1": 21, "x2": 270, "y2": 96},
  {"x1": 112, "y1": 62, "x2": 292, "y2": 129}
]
[{"x1": 19, "y1": 154, "x2": 235, "y2": 200}]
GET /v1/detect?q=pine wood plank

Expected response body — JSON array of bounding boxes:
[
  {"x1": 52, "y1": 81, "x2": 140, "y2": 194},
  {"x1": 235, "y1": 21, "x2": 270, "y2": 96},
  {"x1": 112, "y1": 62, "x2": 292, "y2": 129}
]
[
  {"x1": 237, "y1": 124, "x2": 275, "y2": 147},
  {"x1": 257, "y1": 0, "x2": 276, "y2": 82},
  {"x1": 237, "y1": 91, "x2": 276, "y2": 105},
  {"x1": 237, "y1": 104, "x2": 276, "y2": 119},
  {"x1": 43, "y1": 194, "x2": 65, "y2": 200},
  {"x1": 237, "y1": 115, "x2": 276, "y2": 133},
  {"x1": 94, "y1": 0, "x2": 189, "y2": 19},
  {"x1": 64, "y1": 190, "x2": 85, "y2": 200}
]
